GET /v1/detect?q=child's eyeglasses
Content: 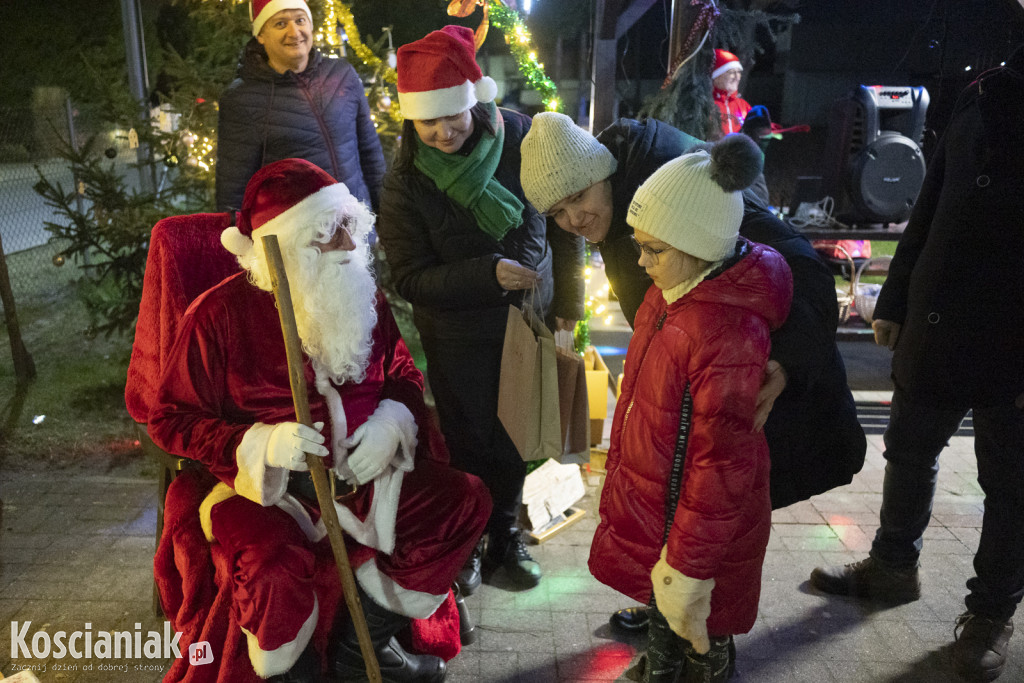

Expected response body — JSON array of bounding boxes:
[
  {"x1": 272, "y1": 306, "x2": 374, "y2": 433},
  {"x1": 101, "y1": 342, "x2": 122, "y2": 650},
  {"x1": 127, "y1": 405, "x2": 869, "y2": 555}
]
[{"x1": 630, "y1": 235, "x2": 671, "y2": 264}]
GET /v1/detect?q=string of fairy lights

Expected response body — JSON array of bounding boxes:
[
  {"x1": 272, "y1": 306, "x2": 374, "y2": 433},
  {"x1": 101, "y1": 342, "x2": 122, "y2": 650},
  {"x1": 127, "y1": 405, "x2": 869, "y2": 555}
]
[{"x1": 488, "y1": 1, "x2": 562, "y2": 113}]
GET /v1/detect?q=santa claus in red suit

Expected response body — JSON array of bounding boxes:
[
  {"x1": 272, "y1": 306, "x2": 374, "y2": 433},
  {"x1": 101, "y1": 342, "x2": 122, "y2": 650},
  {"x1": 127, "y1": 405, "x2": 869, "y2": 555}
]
[
  {"x1": 148, "y1": 158, "x2": 490, "y2": 682},
  {"x1": 712, "y1": 49, "x2": 753, "y2": 138}
]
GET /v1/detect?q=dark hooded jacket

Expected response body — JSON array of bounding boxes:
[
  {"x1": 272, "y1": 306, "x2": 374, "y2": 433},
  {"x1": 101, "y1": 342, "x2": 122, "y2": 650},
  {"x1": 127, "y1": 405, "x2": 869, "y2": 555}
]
[
  {"x1": 596, "y1": 118, "x2": 865, "y2": 508},
  {"x1": 874, "y1": 45, "x2": 1024, "y2": 408},
  {"x1": 215, "y1": 40, "x2": 386, "y2": 213}
]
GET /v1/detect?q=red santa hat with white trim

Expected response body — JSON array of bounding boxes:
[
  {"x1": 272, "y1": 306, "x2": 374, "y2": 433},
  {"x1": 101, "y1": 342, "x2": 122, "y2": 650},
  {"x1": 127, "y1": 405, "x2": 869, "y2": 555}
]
[
  {"x1": 221, "y1": 158, "x2": 361, "y2": 259},
  {"x1": 249, "y1": 0, "x2": 312, "y2": 37},
  {"x1": 712, "y1": 49, "x2": 743, "y2": 80},
  {"x1": 396, "y1": 25, "x2": 498, "y2": 120}
]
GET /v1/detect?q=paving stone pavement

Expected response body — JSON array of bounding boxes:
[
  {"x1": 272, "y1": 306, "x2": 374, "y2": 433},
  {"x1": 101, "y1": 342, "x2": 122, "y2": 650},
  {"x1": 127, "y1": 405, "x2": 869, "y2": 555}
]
[{"x1": 2, "y1": 405, "x2": 1021, "y2": 682}]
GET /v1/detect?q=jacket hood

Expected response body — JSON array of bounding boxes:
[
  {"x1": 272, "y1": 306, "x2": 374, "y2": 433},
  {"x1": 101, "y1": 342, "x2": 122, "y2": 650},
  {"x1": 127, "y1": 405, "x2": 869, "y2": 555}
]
[{"x1": 673, "y1": 239, "x2": 791, "y2": 331}]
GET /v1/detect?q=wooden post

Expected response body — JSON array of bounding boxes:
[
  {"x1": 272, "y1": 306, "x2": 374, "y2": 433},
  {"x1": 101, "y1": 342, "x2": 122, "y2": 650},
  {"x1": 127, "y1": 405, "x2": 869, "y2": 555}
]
[
  {"x1": 262, "y1": 235, "x2": 382, "y2": 683},
  {"x1": 0, "y1": 232, "x2": 36, "y2": 384}
]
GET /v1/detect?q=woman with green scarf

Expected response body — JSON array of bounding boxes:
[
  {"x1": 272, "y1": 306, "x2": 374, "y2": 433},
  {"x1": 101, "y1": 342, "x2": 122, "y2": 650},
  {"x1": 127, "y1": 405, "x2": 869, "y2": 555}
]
[{"x1": 377, "y1": 26, "x2": 585, "y2": 592}]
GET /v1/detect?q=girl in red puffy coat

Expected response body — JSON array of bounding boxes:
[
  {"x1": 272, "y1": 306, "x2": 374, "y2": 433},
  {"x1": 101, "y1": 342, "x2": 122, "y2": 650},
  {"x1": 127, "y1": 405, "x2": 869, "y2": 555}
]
[{"x1": 589, "y1": 135, "x2": 793, "y2": 682}]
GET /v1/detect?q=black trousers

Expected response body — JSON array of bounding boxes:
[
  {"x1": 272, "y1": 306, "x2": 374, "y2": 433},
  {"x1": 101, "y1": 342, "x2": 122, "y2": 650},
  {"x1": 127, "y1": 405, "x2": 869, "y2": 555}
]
[
  {"x1": 420, "y1": 335, "x2": 526, "y2": 538},
  {"x1": 871, "y1": 387, "x2": 1024, "y2": 620}
]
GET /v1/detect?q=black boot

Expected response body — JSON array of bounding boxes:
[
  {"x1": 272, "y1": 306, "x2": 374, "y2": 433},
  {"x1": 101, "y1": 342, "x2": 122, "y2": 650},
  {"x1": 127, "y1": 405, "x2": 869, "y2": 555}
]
[
  {"x1": 452, "y1": 583, "x2": 477, "y2": 646},
  {"x1": 482, "y1": 527, "x2": 541, "y2": 589},
  {"x1": 952, "y1": 611, "x2": 1013, "y2": 682},
  {"x1": 610, "y1": 606, "x2": 652, "y2": 634},
  {"x1": 266, "y1": 643, "x2": 322, "y2": 682},
  {"x1": 455, "y1": 537, "x2": 484, "y2": 597},
  {"x1": 681, "y1": 635, "x2": 734, "y2": 683},
  {"x1": 644, "y1": 606, "x2": 685, "y2": 683},
  {"x1": 331, "y1": 587, "x2": 447, "y2": 683}
]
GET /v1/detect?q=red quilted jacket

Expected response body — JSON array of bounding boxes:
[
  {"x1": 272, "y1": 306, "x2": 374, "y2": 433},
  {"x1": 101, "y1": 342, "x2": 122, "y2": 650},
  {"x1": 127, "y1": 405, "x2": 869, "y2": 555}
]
[{"x1": 589, "y1": 240, "x2": 792, "y2": 636}]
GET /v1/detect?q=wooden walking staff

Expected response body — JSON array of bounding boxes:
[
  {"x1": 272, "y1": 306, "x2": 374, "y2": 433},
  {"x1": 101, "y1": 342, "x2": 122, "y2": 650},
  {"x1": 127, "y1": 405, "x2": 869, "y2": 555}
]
[{"x1": 262, "y1": 234, "x2": 382, "y2": 683}]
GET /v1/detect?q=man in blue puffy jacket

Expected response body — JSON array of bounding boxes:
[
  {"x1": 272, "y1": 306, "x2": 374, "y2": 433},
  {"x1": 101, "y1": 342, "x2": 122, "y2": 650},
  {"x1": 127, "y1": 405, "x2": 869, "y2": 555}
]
[{"x1": 215, "y1": 0, "x2": 386, "y2": 214}]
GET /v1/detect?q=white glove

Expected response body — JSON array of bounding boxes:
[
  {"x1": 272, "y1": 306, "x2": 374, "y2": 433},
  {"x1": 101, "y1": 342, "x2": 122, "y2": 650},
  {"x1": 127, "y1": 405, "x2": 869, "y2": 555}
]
[
  {"x1": 266, "y1": 421, "x2": 328, "y2": 471},
  {"x1": 651, "y1": 546, "x2": 715, "y2": 654},
  {"x1": 343, "y1": 417, "x2": 400, "y2": 485}
]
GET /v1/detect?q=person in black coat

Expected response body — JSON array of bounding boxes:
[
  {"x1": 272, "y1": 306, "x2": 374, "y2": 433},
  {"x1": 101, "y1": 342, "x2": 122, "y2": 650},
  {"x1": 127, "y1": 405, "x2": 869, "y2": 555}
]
[
  {"x1": 520, "y1": 112, "x2": 865, "y2": 632},
  {"x1": 215, "y1": 0, "x2": 386, "y2": 213},
  {"x1": 376, "y1": 27, "x2": 585, "y2": 592},
  {"x1": 810, "y1": 45, "x2": 1024, "y2": 682}
]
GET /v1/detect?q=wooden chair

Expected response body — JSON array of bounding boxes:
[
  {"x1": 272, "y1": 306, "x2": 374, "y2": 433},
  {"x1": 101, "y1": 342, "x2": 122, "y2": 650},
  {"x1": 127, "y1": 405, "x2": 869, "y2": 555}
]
[{"x1": 124, "y1": 212, "x2": 241, "y2": 615}]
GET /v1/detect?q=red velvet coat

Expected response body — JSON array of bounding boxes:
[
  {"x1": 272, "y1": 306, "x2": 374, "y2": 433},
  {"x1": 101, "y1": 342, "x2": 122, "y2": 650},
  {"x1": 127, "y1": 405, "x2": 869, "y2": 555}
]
[
  {"x1": 589, "y1": 240, "x2": 792, "y2": 636},
  {"x1": 148, "y1": 273, "x2": 442, "y2": 483},
  {"x1": 147, "y1": 272, "x2": 480, "y2": 681}
]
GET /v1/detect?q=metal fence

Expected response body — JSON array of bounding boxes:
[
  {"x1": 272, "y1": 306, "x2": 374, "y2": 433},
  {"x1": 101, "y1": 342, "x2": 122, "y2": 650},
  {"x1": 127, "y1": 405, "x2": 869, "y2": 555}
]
[{"x1": 0, "y1": 98, "x2": 135, "y2": 308}]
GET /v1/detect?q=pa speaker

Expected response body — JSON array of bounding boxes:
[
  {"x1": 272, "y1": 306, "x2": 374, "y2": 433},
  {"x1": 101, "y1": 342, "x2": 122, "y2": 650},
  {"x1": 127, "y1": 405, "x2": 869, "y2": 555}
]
[{"x1": 822, "y1": 85, "x2": 929, "y2": 225}]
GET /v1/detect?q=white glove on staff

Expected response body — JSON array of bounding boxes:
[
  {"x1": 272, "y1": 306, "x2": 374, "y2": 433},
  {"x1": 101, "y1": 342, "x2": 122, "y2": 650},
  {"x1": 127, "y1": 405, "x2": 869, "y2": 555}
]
[
  {"x1": 651, "y1": 546, "x2": 715, "y2": 654},
  {"x1": 266, "y1": 421, "x2": 328, "y2": 471}
]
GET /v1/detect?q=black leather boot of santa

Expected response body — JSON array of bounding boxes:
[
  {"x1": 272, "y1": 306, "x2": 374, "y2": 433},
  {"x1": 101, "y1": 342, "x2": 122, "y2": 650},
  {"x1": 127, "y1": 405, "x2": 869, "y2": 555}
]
[{"x1": 330, "y1": 585, "x2": 447, "y2": 683}]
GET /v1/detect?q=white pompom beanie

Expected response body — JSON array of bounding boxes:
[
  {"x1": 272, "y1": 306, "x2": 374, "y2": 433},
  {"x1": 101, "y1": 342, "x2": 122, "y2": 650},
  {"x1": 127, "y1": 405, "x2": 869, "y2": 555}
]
[
  {"x1": 520, "y1": 112, "x2": 618, "y2": 213},
  {"x1": 396, "y1": 26, "x2": 497, "y2": 121},
  {"x1": 627, "y1": 135, "x2": 762, "y2": 262}
]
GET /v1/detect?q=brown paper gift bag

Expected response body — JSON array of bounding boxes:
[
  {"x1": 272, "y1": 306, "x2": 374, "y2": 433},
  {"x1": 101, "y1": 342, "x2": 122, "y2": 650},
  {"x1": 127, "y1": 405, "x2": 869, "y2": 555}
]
[
  {"x1": 554, "y1": 331, "x2": 590, "y2": 464},
  {"x1": 498, "y1": 302, "x2": 561, "y2": 462}
]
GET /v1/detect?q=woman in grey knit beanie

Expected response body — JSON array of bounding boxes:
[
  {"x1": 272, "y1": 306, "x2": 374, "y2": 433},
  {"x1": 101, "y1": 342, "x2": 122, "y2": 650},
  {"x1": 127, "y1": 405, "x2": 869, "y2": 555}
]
[{"x1": 520, "y1": 112, "x2": 868, "y2": 649}]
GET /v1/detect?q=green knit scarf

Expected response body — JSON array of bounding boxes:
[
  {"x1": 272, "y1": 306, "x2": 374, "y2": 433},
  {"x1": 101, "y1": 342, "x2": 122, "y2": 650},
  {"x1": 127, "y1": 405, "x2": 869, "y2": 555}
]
[{"x1": 414, "y1": 103, "x2": 524, "y2": 241}]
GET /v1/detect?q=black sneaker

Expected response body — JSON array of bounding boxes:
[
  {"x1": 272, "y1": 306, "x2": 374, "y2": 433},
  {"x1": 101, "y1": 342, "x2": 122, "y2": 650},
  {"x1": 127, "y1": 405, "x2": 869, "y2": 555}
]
[
  {"x1": 952, "y1": 611, "x2": 1014, "y2": 682},
  {"x1": 483, "y1": 531, "x2": 541, "y2": 589},
  {"x1": 809, "y1": 556, "x2": 921, "y2": 603},
  {"x1": 455, "y1": 538, "x2": 484, "y2": 597}
]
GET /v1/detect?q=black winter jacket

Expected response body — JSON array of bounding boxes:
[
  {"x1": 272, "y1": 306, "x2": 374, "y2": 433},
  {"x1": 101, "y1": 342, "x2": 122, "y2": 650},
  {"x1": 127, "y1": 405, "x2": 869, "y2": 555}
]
[
  {"x1": 377, "y1": 109, "x2": 585, "y2": 342},
  {"x1": 596, "y1": 117, "x2": 865, "y2": 508},
  {"x1": 215, "y1": 41, "x2": 386, "y2": 213},
  {"x1": 875, "y1": 46, "x2": 1024, "y2": 408}
]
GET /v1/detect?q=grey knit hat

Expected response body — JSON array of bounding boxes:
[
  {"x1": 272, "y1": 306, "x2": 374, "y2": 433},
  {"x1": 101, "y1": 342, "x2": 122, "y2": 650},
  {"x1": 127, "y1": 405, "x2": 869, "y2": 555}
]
[
  {"x1": 627, "y1": 134, "x2": 763, "y2": 262},
  {"x1": 520, "y1": 112, "x2": 618, "y2": 213}
]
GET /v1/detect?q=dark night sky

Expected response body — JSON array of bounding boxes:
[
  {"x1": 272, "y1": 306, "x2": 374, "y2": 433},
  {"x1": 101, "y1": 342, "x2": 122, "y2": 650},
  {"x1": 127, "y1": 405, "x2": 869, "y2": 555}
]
[{"x1": 4, "y1": 0, "x2": 1023, "y2": 134}]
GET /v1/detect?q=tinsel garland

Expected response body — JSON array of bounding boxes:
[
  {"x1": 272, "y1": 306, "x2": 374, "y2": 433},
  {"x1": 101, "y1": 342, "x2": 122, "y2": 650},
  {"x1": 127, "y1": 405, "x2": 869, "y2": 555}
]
[
  {"x1": 329, "y1": 1, "x2": 398, "y2": 85},
  {"x1": 488, "y1": 1, "x2": 562, "y2": 112}
]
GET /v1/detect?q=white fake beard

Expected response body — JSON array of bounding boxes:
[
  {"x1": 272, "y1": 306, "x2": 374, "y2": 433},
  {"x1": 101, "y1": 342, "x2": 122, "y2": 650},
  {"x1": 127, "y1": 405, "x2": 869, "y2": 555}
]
[
  {"x1": 249, "y1": 234, "x2": 378, "y2": 385},
  {"x1": 292, "y1": 245, "x2": 378, "y2": 384}
]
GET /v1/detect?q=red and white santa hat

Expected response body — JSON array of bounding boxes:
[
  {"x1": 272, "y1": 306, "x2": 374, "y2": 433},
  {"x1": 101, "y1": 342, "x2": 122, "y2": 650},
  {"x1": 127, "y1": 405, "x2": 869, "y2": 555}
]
[
  {"x1": 712, "y1": 49, "x2": 743, "y2": 80},
  {"x1": 249, "y1": 0, "x2": 312, "y2": 37},
  {"x1": 221, "y1": 158, "x2": 358, "y2": 259},
  {"x1": 396, "y1": 25, "x2": 497, "y2": 120}
]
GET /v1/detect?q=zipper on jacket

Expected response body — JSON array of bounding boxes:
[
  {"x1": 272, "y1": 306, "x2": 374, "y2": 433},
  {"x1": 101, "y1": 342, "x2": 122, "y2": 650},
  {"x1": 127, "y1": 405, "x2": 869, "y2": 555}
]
[
  {"x1": 299, "y1": 79, "x2": 341, "y2": 180},
  {"x1": 621, "y1": 309, "x2": 668, "y2": 434}
]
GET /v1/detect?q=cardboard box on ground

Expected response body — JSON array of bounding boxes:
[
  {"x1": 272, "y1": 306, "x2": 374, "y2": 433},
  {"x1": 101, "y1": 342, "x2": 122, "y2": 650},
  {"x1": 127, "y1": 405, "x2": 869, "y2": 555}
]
[
  {"x1": 584, "y1": 346, "x2": 610, "y2": 446},
  {"x1": 520, "y1": 459, "x2": 587, "y2": 537}
]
